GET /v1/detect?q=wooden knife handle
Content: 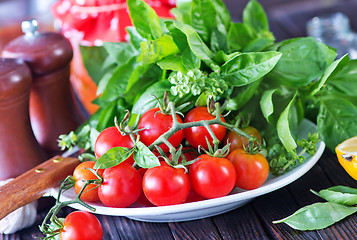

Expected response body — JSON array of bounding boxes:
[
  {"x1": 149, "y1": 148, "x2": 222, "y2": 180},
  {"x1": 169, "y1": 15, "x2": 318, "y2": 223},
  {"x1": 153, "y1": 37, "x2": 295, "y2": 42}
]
[{"x1": 0, "y1": 156, "x2": 80, "y2": 220}]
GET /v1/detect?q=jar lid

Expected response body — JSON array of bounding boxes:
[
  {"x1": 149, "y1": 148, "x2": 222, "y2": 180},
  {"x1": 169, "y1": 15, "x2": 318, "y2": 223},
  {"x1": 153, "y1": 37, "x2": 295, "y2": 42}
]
[
  {"x1": 1, "y1": 20, "x2": 73, "y2": 75},
  {"x1": 0, "y1": 58, "x2": 32, "y2": 101}
]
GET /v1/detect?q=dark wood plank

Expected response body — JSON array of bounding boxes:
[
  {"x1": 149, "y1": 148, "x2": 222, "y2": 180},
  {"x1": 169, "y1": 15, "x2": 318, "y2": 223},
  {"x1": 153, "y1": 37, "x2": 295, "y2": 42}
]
[
  {"x1": 253, "y1": 187, "x2": 322, "y2": 240},
  {"x1": 212, "y1": 204, "x2": 269, "y2": 240},
  {"x1": 169, "y1": 218, "x2": 221, "y2": 240},
  {"x1": 113, "y1": 217, "x2": 173, "y2": 240},
  {"x1": 96, "y1": 215, "x2": 122, "y2": 240}
]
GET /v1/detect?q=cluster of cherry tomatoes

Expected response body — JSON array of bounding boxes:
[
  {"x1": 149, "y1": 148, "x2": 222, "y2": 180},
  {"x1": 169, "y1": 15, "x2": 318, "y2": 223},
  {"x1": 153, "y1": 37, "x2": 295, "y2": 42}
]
[{"x1": 72, "y1": 106, "x2": 270, "y2": 208}]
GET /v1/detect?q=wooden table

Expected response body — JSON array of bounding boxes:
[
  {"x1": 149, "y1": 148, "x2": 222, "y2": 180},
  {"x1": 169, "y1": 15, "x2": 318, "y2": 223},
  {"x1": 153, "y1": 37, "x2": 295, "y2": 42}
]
[{"x1": 3, "y1": 0, "x2": 357, "y2": 239}]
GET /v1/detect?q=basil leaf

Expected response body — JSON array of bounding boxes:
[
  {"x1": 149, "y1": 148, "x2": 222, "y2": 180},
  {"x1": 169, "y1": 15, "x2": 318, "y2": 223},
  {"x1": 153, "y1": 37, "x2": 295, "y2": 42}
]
[
  {"x1": 221, "y1": 51, "x2": 282, "y2": 86},
  {"x1": 311, "y1": 53, "x2": 350, "y2": 96},
  {"x1": 243, "y1": 0, "x2": 269, "y2": 33},
  {"x1": 126, "y1": 26, "x2": 146, "y2": 50},
  {"x1": 90, "y1": 98, "x2": 128, "y2": 131},
  {"x1": 157, "y1": 55, "x2": 188, "y2": 72},
  {"x1": 268, "y1": 37, "x2": 337, "y2": 88},
  {"x1": 313, "y1": 186, "x2": 357, "y2": 206},
  {"x1": 94, "y1": 147, "x2": 135, "y2": 169},
  {"x1": 191, "y1": 0, "x2": 217, "y2": 43},
  {"x1": 210, "y1": 0, "x2": 231, "y2": 31},
  {"x1": 273, "y1": 202, "x2": 357, "y2": 230},
  {"x1": 138, "y1": 35, "x2": 180, "y2": 65},
  {"x1": 171, "y1": 0, "x2": 192, "y2": 25},
  {"x1": 132, "y1": 81, "x2": 172, "y2": 116},
  {"x1": 124, "y1": 64, "x2": 163, "y2": 103},
  {"x1": 103, "y1": 42, "x2": 139, "y2": 66},
  {"x1": 318, "y1": 97, "x2": 357, "y2": 151},
  {"x1": 134, "y1": 141, "x2": 160, "y2": 168},
  {"x1": 99, "y1": 57, "x2": 139, "y2": 102},
  {"x1": 227, "y1": 22, "x2": 252, "y2": 51},
  {"x1": 260, "y1": 89, "x2": 278, "y2": 123},
  {"x1": 165, "y1": 20, "x2": 215, "y2": 68},
  {"x1": 127, "y1": 0, "x2": 162, "y2": 40},
  {"x1": 327, "y1": 59, "x2": 357, "y2": 96},
  {"x1": 227, "y1": 79, "x2": 262, "y2": 111},
  {"x1": 165, "y1": 21, "x2": 201, "y2": 70},
  {"x1": 80, "y1": 46, "x2": 108, "y2": 84},
  {"x1": 277, "y1": 92, "x2": 297, "y2": 152},
  {"x1": 182, "y1": 47, "x2": 201, "y2": 70}
]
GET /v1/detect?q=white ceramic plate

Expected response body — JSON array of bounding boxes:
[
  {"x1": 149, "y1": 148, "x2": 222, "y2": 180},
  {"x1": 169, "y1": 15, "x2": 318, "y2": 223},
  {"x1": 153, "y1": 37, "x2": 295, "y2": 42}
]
[{"x1": 50, "y1": 119, "x2": 325, "y2": 222}]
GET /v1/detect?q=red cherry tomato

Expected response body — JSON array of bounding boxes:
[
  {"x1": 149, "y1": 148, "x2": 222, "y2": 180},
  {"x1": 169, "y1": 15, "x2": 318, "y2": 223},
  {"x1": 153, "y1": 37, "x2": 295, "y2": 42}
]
[
  {"x1": 224, "y1": 126, "x2": 262, "y2": 151},
  {"x1": 184, "y1": 107, "x2": 226, "y2": 149},
  {"x1": 143, "y1": 164, "x2": 191, "y2": 206},
  {"x1": 98, "y1": 163, "x2": 142, "y2": 208},
  {"x1": 60, "y1": 211, "x2": 103, "y2": 240},
  {"x1": 73, "y1": 161, "x2": 104, "y2": 203},
  {"x1": 138, "y1": 107, "x2": 184, "y2": 152},
  {"x1": 189, "y1": 154, "x2": 236, "y2": 199},
  {"x1": 227, "y1": 149, "x2": 269, "y2": 190},
  {"x1": 94, "y1": 126, "x2": 135, "y2": 165}
]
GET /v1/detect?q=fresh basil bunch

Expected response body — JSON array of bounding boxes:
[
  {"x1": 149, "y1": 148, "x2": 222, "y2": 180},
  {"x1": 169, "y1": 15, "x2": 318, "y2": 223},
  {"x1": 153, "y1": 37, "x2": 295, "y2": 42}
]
[{"x1": 64, "y1": 0, "x2": 357, "y2": 175}]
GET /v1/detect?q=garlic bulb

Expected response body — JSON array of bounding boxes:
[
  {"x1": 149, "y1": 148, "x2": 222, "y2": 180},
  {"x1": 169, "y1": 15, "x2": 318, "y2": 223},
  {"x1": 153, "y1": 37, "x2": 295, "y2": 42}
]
[{"x1": 0, "y1": 179, "x2": 38, "y2": 234}]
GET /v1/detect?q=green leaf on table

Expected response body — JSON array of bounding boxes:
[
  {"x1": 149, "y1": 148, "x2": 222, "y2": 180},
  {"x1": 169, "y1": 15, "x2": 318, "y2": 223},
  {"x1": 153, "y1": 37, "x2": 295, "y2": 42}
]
[
  {"x1": 312, "y1": 186, "x2": 357, "y2": 206},
  {"x1": 127, "y1": 0, "x2": 162, "y2": 40},
  {"x1": 221, "y1": 51, "x2": 281, "y2": 87},
  {"x1": 94, "y1": 147, "x2": 135, "y2": 169},
  {"x1": 138, "y1": 35, "x2": 180, "y2": 65},
  {"x1": 277, "y1": 92, "x2": 297, "y2": 152},
  {"x1": 267, "y1": 37, "x2": 337, "y2": 88},
  {"x1": 134, "y1": 141, "x2": 161, "y2": 168},
  {"x1": 317, "y1": 97, "x2": 357, "y2": 151},
  {"x1": 273, "y1": 202, "x2": 357, "y2": 230}
]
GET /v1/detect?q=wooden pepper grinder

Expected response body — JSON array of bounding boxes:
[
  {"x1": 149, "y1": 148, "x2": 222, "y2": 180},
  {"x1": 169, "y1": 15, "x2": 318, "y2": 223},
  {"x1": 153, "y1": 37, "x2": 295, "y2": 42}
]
[
  {"x1": 2, "y1": 20, "x2": 83, "y2": 156},
  {"x1": 0, "y1": 58, "x2": 47, "y2": 180}
]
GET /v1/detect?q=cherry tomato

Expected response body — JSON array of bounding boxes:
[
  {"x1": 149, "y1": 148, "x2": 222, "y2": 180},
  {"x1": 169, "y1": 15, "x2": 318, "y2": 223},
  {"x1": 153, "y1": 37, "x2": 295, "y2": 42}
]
[
  {"x1": 60, "y1": 211, "x2": 103, "y2": 240},
  {"x1": 73, "y1": 161, "x2": 104, "y2": 203},
  {"x1": 143, "y1": 164, "x2": 191, "y2": 206},
  {"x1": 189, "y1": 154, "x2": 236, "y2": 199},
  {"x1": 94, "y1": 126, "x2": 135, "y2": 165},
  {"x1": 224, "y1": 126, "x2": 262, "y2": 151},
  {"x1": 138, "y1": 107, "x2": 184, "y2": 152},
  {"x1": 184, "y1": 107, "x2": 226, "y2": 149},
  {"x1": 98, "y1": 163, "x2": 142, "y2": 208},
  {"x1": 227, "y1": 149, "x2": 269, "y2": 190}
]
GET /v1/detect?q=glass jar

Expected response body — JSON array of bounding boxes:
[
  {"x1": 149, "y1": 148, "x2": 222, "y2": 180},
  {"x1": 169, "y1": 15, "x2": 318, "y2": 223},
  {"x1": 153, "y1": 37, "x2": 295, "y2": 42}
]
[{"x1": 306, "y1": 12, "x2": 357, "y2": 59}]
